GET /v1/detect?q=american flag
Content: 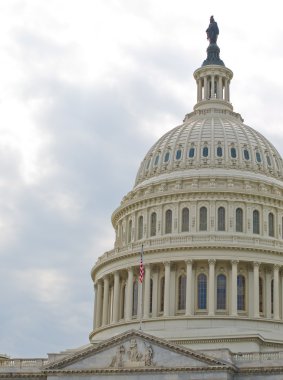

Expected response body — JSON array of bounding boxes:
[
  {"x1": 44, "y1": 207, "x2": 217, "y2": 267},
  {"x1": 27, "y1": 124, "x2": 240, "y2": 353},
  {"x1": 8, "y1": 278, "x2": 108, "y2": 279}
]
[{"x1": 139, "y1": 245, "x2": 144, "y2": 283}]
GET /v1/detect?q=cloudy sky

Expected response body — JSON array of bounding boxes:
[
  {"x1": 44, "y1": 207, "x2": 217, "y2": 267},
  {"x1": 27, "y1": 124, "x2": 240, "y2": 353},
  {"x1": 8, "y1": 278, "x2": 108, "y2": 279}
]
[{"x1": 1, "y1": 0, "x2": 283, "y2": 358}]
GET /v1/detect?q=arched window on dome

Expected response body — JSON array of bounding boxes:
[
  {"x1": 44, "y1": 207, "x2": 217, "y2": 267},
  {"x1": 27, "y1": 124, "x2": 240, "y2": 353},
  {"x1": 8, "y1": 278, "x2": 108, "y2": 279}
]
[
  {"x1": 154, "y1": 155, "x2": 159, "y2": 166},
  {"x1": 181, "y1": 208, "x2": 189, "y2": 232},
  {"x1": 256, "y1": 151, "x2": 262, "y2": 163},
  {"x1": 266, "y1": 155, "x2": 271, "y2": 166},
  {"x1": 217, "y1": 274, "x2": 226, "y2": 310},
  {"x1": 128, "y1": 220, "x2": 132, "y2": 243},
  {"x1": 243, "y1": 149, "x2": 250, "y2": 160},
  {"x1": 282, "y1": 216, "x2": 283, "y2": 239},
  {"x1": 138, "y1": 216, "x2": 143, "y2": 240},
  {"x1": 268, "y1": 212, "x2": 274, "y2": 237},
  {"x1": 236, "y1": 208, "x2": 243, "y2": 232},
  {"x1": 178, "y1": 274, "x2": 187, "y2": 311},
  {"x1": 237, "y1": 275, "x2": 246, "y2": 311},
  {"x1": 199, "y1": 207, "x2": 207, "y2": 231},
  {"x1": 259, "y1": 277, "x2": 263, "y2": 314},
  {"x1": 160, "y1": 276, "x2": 165, "y2": 313},
  {"x1": 188, "y1": 147, "x2": 195, "y2": 158},
  {"x1": 175, "y1": 149, "x2": 182, "y2": 160},
  {"x1": 202, "y1": 146, "x2": 209, "y2": 158},
  {"x1": 132, "y1": 279, "x2": 138, "y2": 317},
  {"x1": 165, "y1": 209, "x2": 172, "y2": 234},
  {"x1": 230, "y1": 147, "x2": 237, "y2": 158},
  {"x1": 149, "y1": 279, "x2": 153, "y2": 313},
  {"x1": 217, "y1": 146, "x2": 223, "y2": 157},
  {"x1": 164, "y1": 151, "x2": 170, "y2": 163},
  {"x1": 197, "y1": 273, "x2": 207, "y2": 310},
  {"x1": 218, "y1": 207, "x2": 225, "y2": 231},
  {"x1": 253, "y1": 210, "x2": 260, "y2": 234},
  {"x1": 150, "y1": 212, "x2": 157, "y2": 237}
]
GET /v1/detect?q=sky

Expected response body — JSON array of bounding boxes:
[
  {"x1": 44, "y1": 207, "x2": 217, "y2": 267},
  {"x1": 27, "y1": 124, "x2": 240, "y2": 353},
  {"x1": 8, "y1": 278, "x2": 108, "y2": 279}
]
[{"x1": 1, "y1": 0, "x2": 283, "y2": 358}]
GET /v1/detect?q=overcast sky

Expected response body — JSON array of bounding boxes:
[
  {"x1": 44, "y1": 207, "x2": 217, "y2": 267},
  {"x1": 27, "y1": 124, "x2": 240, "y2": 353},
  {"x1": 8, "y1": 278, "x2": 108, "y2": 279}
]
[{"x1": 1, "y1": 0, "x2": 283, "y2": 358}]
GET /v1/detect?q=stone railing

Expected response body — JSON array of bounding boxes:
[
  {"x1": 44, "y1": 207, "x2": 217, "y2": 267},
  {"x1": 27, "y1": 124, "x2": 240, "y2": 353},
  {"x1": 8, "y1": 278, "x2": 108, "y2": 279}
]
[
  {"x1": 0, "y1": 358, "x2": 48, "y2": 370},
  {"x1": 233, "y1": 351, "x2": 283, "y2": 362},
  {"x1": 94, "y1": 233, "x2": 283, "y2": 267}
]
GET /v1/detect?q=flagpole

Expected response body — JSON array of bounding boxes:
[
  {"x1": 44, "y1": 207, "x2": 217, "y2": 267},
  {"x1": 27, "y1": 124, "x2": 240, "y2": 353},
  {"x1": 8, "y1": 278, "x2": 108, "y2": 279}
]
[{"x1": 139, "y1": 244, "x2": 144, "y2": 331}]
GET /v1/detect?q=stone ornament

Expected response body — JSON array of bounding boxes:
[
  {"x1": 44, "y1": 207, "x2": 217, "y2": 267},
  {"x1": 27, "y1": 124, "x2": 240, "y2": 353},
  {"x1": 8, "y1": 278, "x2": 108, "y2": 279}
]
[{"x1": 110, "y1": 339, "x2": 154, "y2": 368}]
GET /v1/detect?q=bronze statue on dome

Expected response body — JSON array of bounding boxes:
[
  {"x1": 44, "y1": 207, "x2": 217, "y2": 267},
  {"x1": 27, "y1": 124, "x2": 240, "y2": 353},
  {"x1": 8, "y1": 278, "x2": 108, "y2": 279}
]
[{"x1": 206, "y1": 16, "x2": 219, "y2": 44}]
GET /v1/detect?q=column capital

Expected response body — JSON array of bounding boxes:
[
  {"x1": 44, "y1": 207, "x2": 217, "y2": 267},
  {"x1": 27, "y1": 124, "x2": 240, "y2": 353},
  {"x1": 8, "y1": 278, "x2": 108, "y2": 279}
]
[
  {"x1": 208, "y1": 259, "x2": 216, "y2": 265},
  {"x1": 163, "y1": 261, "x2": 171, "y2": 267},
  {"x1": 144, "y1": 263, "x2": 151, "y2": 270},
  {"x1": 185, "y1": 259, "x2": 193, "y2": 265},
  {"x1": 253, "y1": 261, "x2": 261, "y2": 268},
  {"x1": 231, "y1": 260, "x2": 239, "y2": 265},
  {"x1": 127, "y1": 266, "x2": 134, "y2": 273},
  {"x1": 274, "y1": 264, "x2": 281, "y2": 271}
]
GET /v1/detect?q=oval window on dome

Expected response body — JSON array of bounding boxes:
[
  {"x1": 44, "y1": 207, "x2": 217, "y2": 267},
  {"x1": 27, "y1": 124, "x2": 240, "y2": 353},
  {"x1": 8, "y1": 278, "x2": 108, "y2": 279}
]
[
  {"x1": 266, "y1": 155, "x2": 271, "y2": 166},
  {"x1": 164, "y1": 152, "x2": 170, "y2": 163},
  {"x1": 256, "y1": 152, "x2": 261, "y2": 163},
  {"x1": 176, "y1": 149, "x2": 182, "y2": 160},
  {"x1": 202, "y1": 147, "x2": 209, "y2": 157},
  {"x1": 231, "y1": 147, "x2": 237, "y2": 158},
  {"x1": 154, "y1": 155, "x2": 159, "y2": 166},
  {"x1": 217, "y1": 147, "x2": 223, "y2": 157},
  {"x1": 188, "y1": 147, "x2": 195, "y2": 158},
  {"x1": 243, "y1": 149, "x2": 250, "y2": 160},
  {"x1": 146, "y1": 158, "x2": 151, "y2": 169}
]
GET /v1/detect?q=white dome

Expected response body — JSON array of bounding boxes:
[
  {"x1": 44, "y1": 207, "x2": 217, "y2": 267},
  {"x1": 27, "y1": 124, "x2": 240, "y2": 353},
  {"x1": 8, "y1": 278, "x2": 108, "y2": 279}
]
[{"x1": 135, "y1": 110, "x2": 283, "y2": 187}]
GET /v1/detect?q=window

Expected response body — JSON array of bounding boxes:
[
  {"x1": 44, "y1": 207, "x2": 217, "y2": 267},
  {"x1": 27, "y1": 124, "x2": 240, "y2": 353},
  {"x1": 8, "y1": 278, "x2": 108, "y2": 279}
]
[
  {"x1": 199, "y1": 207, "x2": 207, "y2": 231},
  {"x1": 203, "y1": 146, "x2": 209, "y2": 157},
  {"x1": 138, "y1": 216, "x2": 143, "y2": 240},
  {"x1": 217, "y1": 274, "x2": 226, "y2": 310},
  {"x1": 269, "y1": 212, "x2": 274, "y2": 237},
  {"x1": 164, "y1": 152, "x2": 170, "y2": 163},
  {"x1": 149, "y1": 279, "x2": 153, "y2": 313},
  {"x1": 231, "y1": 147, "x2": 237, "y2": 158},
  {"x1": 120, "y1": 284, "x2": 126, "y2": 319},
  {"x1": 165, "y1": 209, "x2": 172, "y2": 234},
  {"x1": 259, "y1": 277, "x2": 263, "y2": 314},
  {"x1": 154, "y1": 155, "x2": 159, "y2": 166},
  {"x1": 282, "y1": 217, "x2": 283, "y2": 239},
  {"x1": 237, "y1": 275, "x2": 245, "y2": 311},
  {"x1": 178, "y1": 275, "x2": 187, "y2": 310},
  {"x1": 218, "y1": 207, "x2": 225, "y2": 231},
  {"x1": 243, "y1": 149, "x2": 250, "y2": 160},
  {"x1": 181, "y1": 208, "x2": 189, "y2": 232},
  {"x1": 253, "y1": 210, "x2": 260, "y2": 234},
  {"x1": 271, "y1": 279, "x2": 274, "y2": 314},
  {"x1": 266, "y1": 155, "x2": 271, "y2": 166},
  {"x1": 236, "y1": 208, "x2": 243, "y2": 232},
  {"x1": 198, "y1": 274, "x2": 207, "y2": 309},
  {"x1": 176, "y1": 149, "x2": 182, "y2": 160},
  {"x1": 128, "y1": 220, "x2": 132, "y2": 243},
  {"x1": 188, "y1": 147, "x2": 195, "y2": 158},
  {"x1": 146, "y1": 159, "x2": 151, "y2": 169},
  {"x1": 150, "y1": 212, "x2": 157, "y2": 237},
  {"x1": 217, "y1": 146, "x2": 223, "y2": 157},
  {"x1": 132, "y1": 280, "x2": 138, "y2": 316},
  {"x1": 160, "y1": 277, "x2": 165, "y2": 312},
  {"x1": 256, "y1": 152, "x2": 261, "y2": 163}
]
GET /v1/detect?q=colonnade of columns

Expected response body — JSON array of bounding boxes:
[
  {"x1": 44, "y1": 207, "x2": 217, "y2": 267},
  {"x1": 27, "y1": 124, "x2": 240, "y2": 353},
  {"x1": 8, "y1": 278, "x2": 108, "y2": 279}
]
[
  {"x1": 196, "y1": 75, "x2": 230, "y2": 102},
  {"x1": 93, "y1": 260, "x2": 283, "y2": 330}
]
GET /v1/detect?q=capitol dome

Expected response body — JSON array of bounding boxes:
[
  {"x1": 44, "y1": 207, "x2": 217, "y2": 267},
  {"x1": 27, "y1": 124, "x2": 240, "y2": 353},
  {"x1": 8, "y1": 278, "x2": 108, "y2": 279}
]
[{"x1": 90, "y1": 23, "x2": 283, "y2": 355}]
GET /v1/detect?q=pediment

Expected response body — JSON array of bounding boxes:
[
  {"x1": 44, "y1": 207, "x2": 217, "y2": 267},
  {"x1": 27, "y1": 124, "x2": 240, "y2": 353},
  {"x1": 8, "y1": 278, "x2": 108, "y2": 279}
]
[{"x1": 44, "y1": 330, "x2": 230, "y2": 372}]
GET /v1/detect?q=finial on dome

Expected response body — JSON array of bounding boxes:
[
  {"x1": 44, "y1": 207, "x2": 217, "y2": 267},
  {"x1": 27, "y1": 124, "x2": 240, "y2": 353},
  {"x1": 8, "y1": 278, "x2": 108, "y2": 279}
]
[{"x1": 202, "y1": 15, "x2": 224, "y2": 66}]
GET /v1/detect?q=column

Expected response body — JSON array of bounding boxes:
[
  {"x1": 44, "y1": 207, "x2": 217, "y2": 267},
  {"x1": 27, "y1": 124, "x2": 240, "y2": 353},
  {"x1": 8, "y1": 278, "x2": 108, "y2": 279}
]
[
  {"x1": 265, "y1": 269, "x2": 272, "y2": 318},
  {"x1": 273, "y1": 265, "x2": 280, "y2": 320},
  {"x1": 204, "y1": 77, "x2": 208, "y2": 100},
  {"x1": 125, "y1": 267, "x2": 134, "y2": 321},
  {"x1": 112, "y1": 271, "x2": 120, "y2": 323},
  {"x1": 231, "y1": 260, "x2": 238, "y2": 316},
  {"x1": 137, "y1": 280, "x2": 142, "y2": 319},
  {"x1": 208, "y1": 259, "x2": 216, "y2": 316},
  {"x1": 218, "y1": 76, "x2": 222, "y2": 99},
  {"x1": 198, "y1": 79, "x2": 202, "y2": 101},
  {"x1": 253, "y1": 262, "x2": 260, "y2": 318},
  {"x1": 102, "y1": 275, "x2": 109, "y2": 326},
  {"x1": 211, "y1": 75, "x2": 215, "y2": 98},
  {"x1": 186, "y1": 260, "x2": 193, "y2": 316},
  {"x1": 143, "y1": 264, "x2": 151, "y2": 319},
  {"x1": 224, "y1": 78, "x2": 228, "y2": 101},
  {"x1": 152, "y1": 267, "x2": 158, "y2": 317},
  {"x1": 95, "y1": 280, "x2": 103, "y2": 328},
  {"x1": 164, "y1": 262, "x2": 171, "y2": 317}
]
